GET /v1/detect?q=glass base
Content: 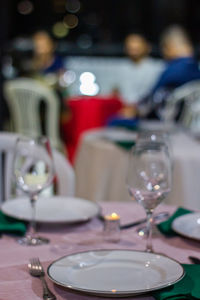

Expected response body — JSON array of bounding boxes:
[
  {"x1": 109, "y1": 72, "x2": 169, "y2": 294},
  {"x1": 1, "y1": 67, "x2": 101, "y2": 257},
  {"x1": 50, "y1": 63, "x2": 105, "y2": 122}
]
[
  {"x1": 137, "y1": 226, "x2": 148, "y2": 237},
  {"x1": 137, "y1": 212, "x2": 170, "y2": 237},
  {"x1": 18, "y1": 235, "x2": 49, "y2": 246}
]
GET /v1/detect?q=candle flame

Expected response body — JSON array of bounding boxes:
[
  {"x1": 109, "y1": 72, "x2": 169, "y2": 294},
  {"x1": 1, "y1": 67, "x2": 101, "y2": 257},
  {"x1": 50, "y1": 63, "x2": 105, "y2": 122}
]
[{"x1": 105, "y1": 212, "x2": 120, "y2": 220}]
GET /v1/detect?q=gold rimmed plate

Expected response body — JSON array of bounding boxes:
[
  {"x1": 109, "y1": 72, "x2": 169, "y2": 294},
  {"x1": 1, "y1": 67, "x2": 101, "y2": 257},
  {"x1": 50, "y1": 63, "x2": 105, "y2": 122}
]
[{"x1": 47, "y1": 249, "x2": 184, "y2": 297}]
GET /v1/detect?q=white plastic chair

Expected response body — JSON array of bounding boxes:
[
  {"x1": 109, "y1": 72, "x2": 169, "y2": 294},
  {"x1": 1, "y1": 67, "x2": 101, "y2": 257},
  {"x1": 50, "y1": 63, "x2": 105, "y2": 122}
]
[
  {"x1": 164, "y1": 80, "x2": 200, "y2": 128},
  {"x1": 3, "y1": 77, "x2": 63, "y2": 151},
  {"x1": 0, "y1": 132, "x2": 75, "y2": 204}
]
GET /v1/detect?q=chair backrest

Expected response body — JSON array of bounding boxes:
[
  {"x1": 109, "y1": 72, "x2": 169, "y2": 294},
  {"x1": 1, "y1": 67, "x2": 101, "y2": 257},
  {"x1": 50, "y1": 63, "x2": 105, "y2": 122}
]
[
  {"x1": 0, "y1": 132, "x2": 75, "y2": 204},
  {"x1": 164, "y1": 80, "x2": 200, "y2": 126},
  {"x1": 3, "y1": 78, "x2": 63, "y2": 151}
]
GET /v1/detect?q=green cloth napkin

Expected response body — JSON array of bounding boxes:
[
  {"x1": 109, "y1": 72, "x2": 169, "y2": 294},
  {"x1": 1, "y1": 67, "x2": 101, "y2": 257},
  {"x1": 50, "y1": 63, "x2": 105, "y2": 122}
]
[
  {"x1": 0, "y1": 210, "x2": 27, "y2": 236},
  {"x1": 115, "y1": 140, "x2": 136, "y2": 150},
  {"x1": 152, "y1": 264, "x2": 200, "y2": 299},
  {"x1": 157, "y1": 207, "x2": 193, "y2": 237}
]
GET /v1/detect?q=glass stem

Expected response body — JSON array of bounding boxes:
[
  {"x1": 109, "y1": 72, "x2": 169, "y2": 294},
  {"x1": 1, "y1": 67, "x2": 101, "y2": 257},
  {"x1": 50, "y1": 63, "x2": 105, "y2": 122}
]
[
  {"x1": 28, "y1": 195, "x2": 37, "y2": 238},
  {"x1": 145, "y1": 210, "x2": 154, "y2": 253}
]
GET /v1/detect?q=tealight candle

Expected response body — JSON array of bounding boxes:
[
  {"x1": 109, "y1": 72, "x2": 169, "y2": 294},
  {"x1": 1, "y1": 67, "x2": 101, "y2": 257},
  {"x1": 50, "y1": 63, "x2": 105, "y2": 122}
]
[
  {"x1": 103, "y1": 212, "x2": 120, "y2": 242},
  {"x1": 104, "y1": 212, "x2": 120, "y2": 221}
]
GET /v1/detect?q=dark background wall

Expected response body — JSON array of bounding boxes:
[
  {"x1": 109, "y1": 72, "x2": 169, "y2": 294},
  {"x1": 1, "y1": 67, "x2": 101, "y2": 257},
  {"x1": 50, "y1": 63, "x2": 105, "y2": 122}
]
[
  {"x1": 1, "y1": 0, "x2": 200, "y2": 56},
  {"x1": 0, "y1": 0, "x2": 200, "y2": 128}
]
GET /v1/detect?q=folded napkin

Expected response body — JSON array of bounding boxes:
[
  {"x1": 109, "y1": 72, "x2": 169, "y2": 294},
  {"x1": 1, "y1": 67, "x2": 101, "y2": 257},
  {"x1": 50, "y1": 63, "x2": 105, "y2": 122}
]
[
  {"x1": 115, "y1": 140, "x2": 136, "y2": 150},
  {"x1": 157, "y1": 207, "x2": 193, "y2": 237},
  {"x1": 0, "y1": 210, "x2": 27, "y2": 236},
  {"x1": 152, "y1": 264, "x2": 200, "y2": 299}
]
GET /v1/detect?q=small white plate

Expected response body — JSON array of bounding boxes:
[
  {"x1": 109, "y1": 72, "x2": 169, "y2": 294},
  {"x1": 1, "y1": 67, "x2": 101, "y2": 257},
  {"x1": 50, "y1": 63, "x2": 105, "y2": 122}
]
[
  {"x1": 87, "y1": 128, "x2": 137, "y2": 142},
  {"x1": 172, "y1": 212, "x2": 200, "y2": 240},
  {"x1": 47, "y1": 249, "x2": 184, "y2": 297},
  {"x1": 1, "y1": 196, "x2": 100, "y2": 223}
]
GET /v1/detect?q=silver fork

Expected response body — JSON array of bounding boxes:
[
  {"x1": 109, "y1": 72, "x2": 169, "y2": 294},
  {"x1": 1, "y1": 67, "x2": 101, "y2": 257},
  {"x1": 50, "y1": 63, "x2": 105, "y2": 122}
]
[{"x1": 28, "y1": 257, "x2": 56, "y2": 300}]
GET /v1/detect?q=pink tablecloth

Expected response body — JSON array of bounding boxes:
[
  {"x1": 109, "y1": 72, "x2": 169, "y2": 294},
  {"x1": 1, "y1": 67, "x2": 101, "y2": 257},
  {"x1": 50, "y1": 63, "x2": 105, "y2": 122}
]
[{"x1": 1, "y1": 202, "x2": 200, "y2": 300}]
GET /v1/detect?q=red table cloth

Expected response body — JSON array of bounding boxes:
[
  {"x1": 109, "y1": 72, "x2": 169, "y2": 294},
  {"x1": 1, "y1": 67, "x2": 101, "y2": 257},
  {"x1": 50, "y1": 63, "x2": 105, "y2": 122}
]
[{"x1": 61, "y1": 95, "x2": 123, "y2": 163}]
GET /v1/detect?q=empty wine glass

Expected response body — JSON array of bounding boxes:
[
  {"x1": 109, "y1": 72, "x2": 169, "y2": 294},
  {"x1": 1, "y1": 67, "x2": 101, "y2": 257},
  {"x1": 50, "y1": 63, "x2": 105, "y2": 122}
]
[
  {"x1": 13, "y1": 136, "x2": 55, "y2": 246},
  {"x1": 126, "y1": 138, "x2": 171, "y2": 252}
]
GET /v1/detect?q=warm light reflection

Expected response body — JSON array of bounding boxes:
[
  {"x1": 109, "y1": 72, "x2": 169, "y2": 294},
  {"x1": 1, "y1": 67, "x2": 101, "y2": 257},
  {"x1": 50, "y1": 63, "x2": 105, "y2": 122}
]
[
  {"x1": 154, "y1": 184, "x2": 160, "y2": 190},
  {"x1": 63, "y1": 14, "x2": 79, "y2": 29},
  {"x1": 139, "y1": 230, "x2": 145, "y2": 237},
  {"x1": 52, "y1": 22, "x2": 69, "y2": 38},
  {"x1": 105, "y1": 213, "x2": 120, "y2": 221}
]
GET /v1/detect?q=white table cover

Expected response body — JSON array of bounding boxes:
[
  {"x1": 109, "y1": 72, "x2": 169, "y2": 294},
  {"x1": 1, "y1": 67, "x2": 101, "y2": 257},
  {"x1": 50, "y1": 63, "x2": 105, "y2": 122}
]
[{"x1": 75, "y1": 129, "x2": 200, "y2": 210}]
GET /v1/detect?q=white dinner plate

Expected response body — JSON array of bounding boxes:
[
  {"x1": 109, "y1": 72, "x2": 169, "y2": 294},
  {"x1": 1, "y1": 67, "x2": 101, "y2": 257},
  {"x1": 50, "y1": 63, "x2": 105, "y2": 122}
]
[
  {"x1": 1, "y1": 196, "x2": 100, "y2": 223},
  {"x1": 47, "y1": 249, "x2": 184, "y2": 297},
  {"x1": 172, "y1": 212, "x2": 200, "y2": 240}
]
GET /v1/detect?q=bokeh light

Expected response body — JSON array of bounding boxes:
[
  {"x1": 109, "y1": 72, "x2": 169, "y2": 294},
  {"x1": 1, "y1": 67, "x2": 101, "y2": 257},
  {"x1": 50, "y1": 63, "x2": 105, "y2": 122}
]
[
  {"x1": 52, "y1": 22, "x2": 69, "y2": 38},
  {"x1": 79, "y1": 72, "x2": 99, "y2": 96},
  {"x1": 77, "y1": 34, "x2": 93, "y2": 49},
  {"x1": 59, "y1": 70, "x2": 76, "y2": 87},
  {"x1": 17, "y1": 0, "x2": 34, "y2": 15},
  {"x1": 63, "y1": 14, "x2": 79, "y2": 29},
  {"x1": 80, "y1": 72, "x2": 96, "y2": 83},
  {"x1": 66, "y1": 0, "x2": 81, "y2": 13}
]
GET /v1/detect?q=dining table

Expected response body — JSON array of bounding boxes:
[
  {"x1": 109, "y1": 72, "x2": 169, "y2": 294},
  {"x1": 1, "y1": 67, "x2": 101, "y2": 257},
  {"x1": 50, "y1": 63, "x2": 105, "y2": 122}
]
[
  {"x1": 1, "y1": 200, "x2": 200, "y2": 300},
  {"x1": 74, "y1": 126, "x2": 200, "y2": 210}
]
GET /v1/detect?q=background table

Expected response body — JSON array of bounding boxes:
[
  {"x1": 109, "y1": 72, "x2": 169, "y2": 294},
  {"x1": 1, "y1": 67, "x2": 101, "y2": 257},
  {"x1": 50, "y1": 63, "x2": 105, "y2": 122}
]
[
  {"x1": 75, "y1": 129, "x2": 200, "y2": 210},
  {"x1": 0, "y1": 201, "x2": 199, "y2": 300}
]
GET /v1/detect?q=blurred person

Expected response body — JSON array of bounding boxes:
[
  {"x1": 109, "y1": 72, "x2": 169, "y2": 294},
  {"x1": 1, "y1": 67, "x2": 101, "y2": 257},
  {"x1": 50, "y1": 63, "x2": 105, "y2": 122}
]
[
  {"x1": 15, "y1": 30, "x2": 66, "y2": 95},
  {"x1": 31, "y1": 30, "x2": 64, "y2": 75},
  {"x1": 15, "y1": 30, "x2": 70, "y2": 139},
  {"x1": 118, "y1": 32, "x2": 164, "y2": 106},
  {"x1": 111, "y1": 32, "x2": 164, "y2": 120},
  {"x1": 125, "y1": 32, "x2": 152, "y2": 63},
  {"x1": 139, "y1": 25, "x2": 200, "y2": 119},
  {"x1": 152, "y1": 25, "x2": 200, "y2": 93}
]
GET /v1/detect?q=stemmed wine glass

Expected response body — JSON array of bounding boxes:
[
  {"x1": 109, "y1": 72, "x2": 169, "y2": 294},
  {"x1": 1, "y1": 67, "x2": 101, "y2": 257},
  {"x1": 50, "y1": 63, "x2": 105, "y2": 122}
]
[
  {"x1": 126, "y1": 137, "x2": 171, "y2": 252},
  {"x1": 13, "y1": 136, "x2": 55, "y2": 246}
]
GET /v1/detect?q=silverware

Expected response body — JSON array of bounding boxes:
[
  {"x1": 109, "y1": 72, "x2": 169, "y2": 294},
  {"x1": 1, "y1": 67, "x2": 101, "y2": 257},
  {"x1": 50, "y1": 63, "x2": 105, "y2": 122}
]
[
  {"x1": 98, "y1": 211, "x2": 170, "y2": 230},
  {"x1": 120, "y1": 211, "x2": 170, "y2": 230},
  {"x1": 189, "y1": 256, "x2": 200, "y2": 264},
  {"x1": 28, "y1": 257, "x2": 56, "y2": 300}
]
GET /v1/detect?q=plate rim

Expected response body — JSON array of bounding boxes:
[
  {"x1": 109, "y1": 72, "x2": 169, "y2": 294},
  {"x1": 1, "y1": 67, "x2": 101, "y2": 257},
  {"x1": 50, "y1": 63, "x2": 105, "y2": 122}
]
[
  {"x1": 47, "y1": 249, "x2": 185, "y2": 297},
  {"x1": 172, "y1": 212, "x2": 200, "y2": 241},
  {"x1": 1, "y1": 196, "x2": 100, "y2": 224},
  {"x1": 86, "y1": 128, "x2": 137, "y2": 142}
]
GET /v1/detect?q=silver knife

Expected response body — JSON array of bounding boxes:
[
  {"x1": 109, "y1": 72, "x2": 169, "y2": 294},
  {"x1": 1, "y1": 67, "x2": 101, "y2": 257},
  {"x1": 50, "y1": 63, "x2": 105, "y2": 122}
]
[{"x1": 98, "y1": 211, "x2": 169, "y2": 230}]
